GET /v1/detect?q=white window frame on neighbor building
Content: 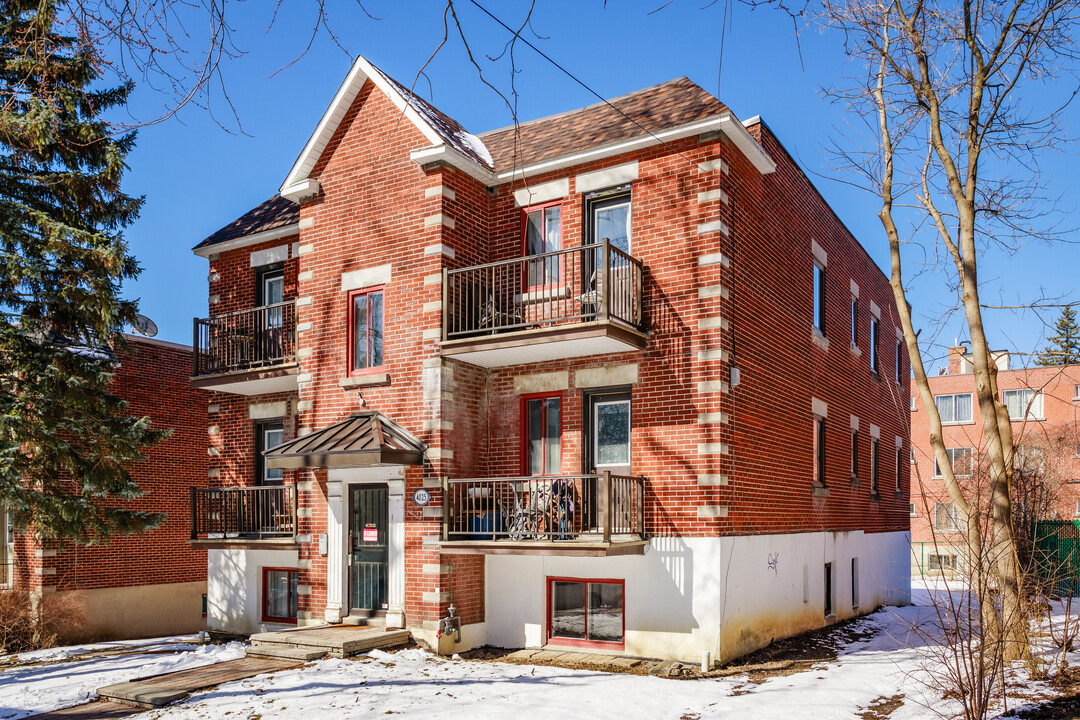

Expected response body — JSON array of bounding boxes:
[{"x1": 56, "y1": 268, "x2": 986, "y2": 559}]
[
  {"x1": 1074, "y1": 384, "x2": 1080, "y2": 400},
  {"x1": 813, "y1": 262, "x2": 826, "y2": 336},
  {"x1": 935, "y1": 502, "x2": 960, "y2": 533},
  {"x1": 935, "y1": 393, "x2": 973, "y2": 425},
  {"x1": 933, "y1": 447, "x2": 973, "y2": 477},
  {"x1": 1002, "y1": 388, "x2": 1044, "y2": 422}
]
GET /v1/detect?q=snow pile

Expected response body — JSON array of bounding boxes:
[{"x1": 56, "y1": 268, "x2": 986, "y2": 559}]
[{"x1": 0, "y1": 640, "x2": 245, "y2": 719}]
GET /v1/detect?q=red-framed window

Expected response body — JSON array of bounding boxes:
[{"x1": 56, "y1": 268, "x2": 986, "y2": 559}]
[
  {"x1": 522, "y1": 393, "x2": 561, "y2": 476},
  {"x1": 262, "y1": 567, "x2": 298, "y2": 624},
  {"x1": 347, "y1": 286, "x2": 384, "y2": 375},
  {"x1": 547, "y1": 577, "x2": 624, "y2": 648},
  {"x1": 522, "y1": 202, "x2": 562, "y2": 287}
]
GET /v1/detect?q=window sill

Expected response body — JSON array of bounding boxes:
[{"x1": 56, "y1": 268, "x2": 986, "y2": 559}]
[
  {"x1": 340, "y1": 372, "x2": 390, "y2": 389},
  {"x1": 895, "y1": 491, "x2": 905, "y2": 499},
  {"x1": 869, "y1": 491, "x2": 881, "y2": 501},
  {"x1": 849, "y1": 476, "x2": 861, "y2": 487},
  {"x1": 940, "y1": 421, "x2": 976, "y2": 426},
  {"x1": 869, "y1": 371, "x2": 881, "y2": 383},
  {"x1": 811, "y1": 330, "x2": 829, "y2": 351},
  {"x1": 811, "y1": 485, "x2": 830, "y2": 498},
  {"x1": 850, "y1": 343, "x2": 861, "y2": 357}
]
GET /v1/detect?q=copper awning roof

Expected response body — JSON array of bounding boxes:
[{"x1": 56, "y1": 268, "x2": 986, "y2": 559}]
[{"x1": 264, "y1": 410, "x2": 426, "y2": 469}]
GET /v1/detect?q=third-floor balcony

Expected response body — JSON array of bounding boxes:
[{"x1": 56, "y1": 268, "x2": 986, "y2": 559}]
[
  {"x1": 191, "y1": 301, "x2": 298, "y2": 395},
  {"x1": 440, "y1": 241, "x2": 647, "y2": 367}
]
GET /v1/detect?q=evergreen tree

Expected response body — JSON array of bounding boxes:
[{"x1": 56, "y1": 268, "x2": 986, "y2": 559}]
[
  {"x1": 0, "y1": 1, "x2": 165, "y2": 543},
  {"x1": 1035, "y1": 307, "x2": 1080, "y2": 367}
]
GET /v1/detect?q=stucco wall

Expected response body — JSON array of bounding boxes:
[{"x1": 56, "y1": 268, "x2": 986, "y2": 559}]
[{"x1": 207, "y1": 547, "x2": 299, "y2": 636}]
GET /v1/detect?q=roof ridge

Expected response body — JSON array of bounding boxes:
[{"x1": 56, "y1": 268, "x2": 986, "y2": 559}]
[{"x1": 478, "y1": 76, "x2": 694, "y2": 137}]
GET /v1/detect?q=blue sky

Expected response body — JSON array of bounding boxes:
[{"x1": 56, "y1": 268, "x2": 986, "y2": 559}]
[{"x1": 115, "y1": 1, "x2": 1078, "y2": 370}]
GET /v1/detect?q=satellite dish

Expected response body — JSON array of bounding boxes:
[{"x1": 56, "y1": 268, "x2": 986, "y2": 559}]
[{"x1": 132, "y1": 314, "x2": 159, "y2": 338}]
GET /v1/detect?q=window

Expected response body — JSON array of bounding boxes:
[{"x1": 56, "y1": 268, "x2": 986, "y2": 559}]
[
  {"x1": 255, "y1": 421, "x2": 284, "y2": 486},
  {"x1": 850, "y1": 297, "x2": 858, "y2": 347},
  {"x1": 813, "y1": 263, "x2": 826, "y2": 335},
  {"x1": 591, "y1": 393, "x2": 631, "y2": 469},
  {"x1": 895, "y1": 339, "x2": 904, "y2": 384},
  {"x1": 933, "y1": 447, "x2": 973, "y2": 477},
  {"x1": 1003, "y1": 388, "x2": 1044, "y2": 421},
  {"x1": 524, "y1": 396, "x2": 561, "y2": 475},
  {"x1": 548, "y1": 578, "x2": 624, "y2": 646},
  {"x1": 1074, "y1": 442, "x2": 1080, "y2": 459},
  {"x1": 814, "y1": 417, "x2": 827, "y2": 487},
  {"x1": 850, "y1": 430, "x2": 859, "y2": 480},
  {"x1": 257, "y1": 265, "x2": 284, "y2": 307},
  {"x1": 263, "y1": 568, "x2": 298, "y2": 623},
  {"x1": 935, "y1": 502, "x2": 959, "y2": 532},
  {"x1": 909, "y1": 502, "x2": 917, "y2": 517},
  {"x1": 928, "y1": 554, "x2": 956, "y2": 572},
  {"x1": 1074, "y1": 384, "x2": 1080, "y2": 400},
  {"x1": 870, "y1": 438, "x2": 879, "y2": 494},
  {"x1": 524, "y1": 203, "x2": 561, "y2": 286},
  {"x1": 824, "y1": 563, "x2": 833, "y2": 617},
  {"x1": 910, "y1": 396, "x2": 916, "y2": 411},
  {"x1": 348, "y1": 287, "x2": 384, "y2": 373},
  {"x1": 935, "y1": 393, "x2": 973, "y2": 424},
  {"x1": 1074, "y1": 500, "x2": 1080, "y2": 516},
  {"x1": 869, "y1": 316, "x2": 879, "y2": 373},
  {"x1": 587, "y1": 192, "x2": 632, "y2": 254},
  {"x1": 851, "y1": 558, "x2": 859, "y2": 610},
  {"x1": 896, "y1": 448, "x2": 903, "y2": 493}
]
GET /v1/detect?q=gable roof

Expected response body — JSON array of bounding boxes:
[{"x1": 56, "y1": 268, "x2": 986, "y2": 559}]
[
  {"x1": 479, "y1": 77, "x2": 728, "y2": 172},
  {"x1": 193, "y1": 195, "x2": 298, "y2": 253},
  {"x1": 279, "y1": 55, "x2": 493, "y2": 201}
]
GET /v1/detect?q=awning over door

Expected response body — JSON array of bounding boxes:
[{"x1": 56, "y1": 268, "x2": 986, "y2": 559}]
[{"x1": 264, "y1": 410, "x2": 427, "y2": 469}]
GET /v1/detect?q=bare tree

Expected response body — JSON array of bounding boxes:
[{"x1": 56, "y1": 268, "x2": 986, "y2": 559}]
[{"x1": 820, "y1": 0, "x2": 1080, "y2": 663}]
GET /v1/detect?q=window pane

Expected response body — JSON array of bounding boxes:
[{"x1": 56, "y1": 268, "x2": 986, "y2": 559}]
[
  {"x1": 369, "y1": 292, "x2": 383, "y2": 368},
  {"x1": 936, "y1": 395, "x2": 955, "y2": 423},
  {"x1": 813, "y1": 265, "x2": 824, "y2": 331},
  {"x1": 264, "y1": 275, "x2": 284, "y2": 306},
  {"x1": 264, "y1": 427, "x2": 284, "y2": 483},
  {"x1": 352, "y1": 294, "x2": 368, "y2": 370},
  {"x1": 587, "y1": 583, "x2": 624, "y2": 642},
  {"x1": 551, "y1": 581, "x2": 586, "y2": 639},
  {"x1": 544, "y1": 207, "x2": 561, "y2": 254},
  {"x1": 596, "y1": 401, "x2": 630, "y2": 466},
  {"x1": 595, "y1": 202, "x2": 631, "y2": 254},
  {"x1": 544, "y1": 399, "x2": 560, "y2": 475},
  {"x1": 527, "y1": 400, "x2": 543, "y2": 476},
  {"x1": 955, "y1": 394, "x2": 972, "y2": 423},
  {"x1": 266, "y1": 570, "x2": 295, "y2": 619},
  {"x1": 851, "y1": 298, "x2": 858, "y2": 345},
  {"x1": 526, "y1": 211, "x2": 544, "y2": 255}
]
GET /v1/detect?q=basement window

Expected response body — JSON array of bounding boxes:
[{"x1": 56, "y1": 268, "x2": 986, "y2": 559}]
[
  {"x1": 548, "y1": 577, "x2": 624, "y2": 647},
  {"x1": 263, "y1": 567, "x2": 299, "y2": 624}
]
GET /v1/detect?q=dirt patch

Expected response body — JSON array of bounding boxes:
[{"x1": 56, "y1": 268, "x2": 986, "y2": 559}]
[{"x1": 857, "y1": 695, "x2": 905, "y2": 720}]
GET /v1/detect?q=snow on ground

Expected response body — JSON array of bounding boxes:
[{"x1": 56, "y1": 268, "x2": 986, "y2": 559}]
[
  {"x1": 0, "y1": 638, "x2": 245, "y2": 719},
  {"x1": 1, "y1": 578, "x2": 1075, "y2": 720}
]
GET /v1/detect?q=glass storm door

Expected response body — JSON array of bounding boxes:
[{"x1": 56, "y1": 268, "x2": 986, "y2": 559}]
[{"x1": 350, "y1": 485, "x2": 389, "y2": 614}]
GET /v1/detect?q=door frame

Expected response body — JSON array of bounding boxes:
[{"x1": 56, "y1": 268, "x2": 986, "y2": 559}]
[{"x1": 348, "y1": 482, "x2": 390, "y2": 617}]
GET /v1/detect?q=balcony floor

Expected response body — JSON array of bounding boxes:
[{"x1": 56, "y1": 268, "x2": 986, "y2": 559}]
[
  {"x1": 440, "y1": 322, "x2": 647, "y2": 368},
  {"x1": 190, "y1": 363, "x2": 299, "y2": 395},
  {"x1": 438, "y1": 536, "x2": 647, "y2": 557}
]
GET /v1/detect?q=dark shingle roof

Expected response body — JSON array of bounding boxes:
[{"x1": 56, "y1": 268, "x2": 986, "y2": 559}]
[
  {"x1": 193, "y1": 195, "x2": 299, "y2": 250},
  {"x1": 479, "y1": 77, "x2": 729, "y2": 172}
]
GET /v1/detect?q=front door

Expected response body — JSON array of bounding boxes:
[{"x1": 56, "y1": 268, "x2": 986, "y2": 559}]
[{"x1": 350, "y1": 485, "x2": 389, "y2": 614}]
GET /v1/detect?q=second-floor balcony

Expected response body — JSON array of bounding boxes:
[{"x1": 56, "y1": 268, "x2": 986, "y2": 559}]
[
  {"x1": 438, "y1": 473, "x2": 647, "y2": 557},
  {"x1": 191, "y1": 301, "x2": 298, "y2": 395},
  {"x1": 440, "y1": 242, "x2": 647, "y2": 367},
  {"x1": 190, "y1": 485, "x2": 297, "y2": 549}
]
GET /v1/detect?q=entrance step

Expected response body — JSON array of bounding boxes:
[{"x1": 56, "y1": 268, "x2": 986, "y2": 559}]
[
  {"x1": 246, "y1": 644, "x2": 327, "y2": 661},
  {"x1": 341, "y1": 615, "x2": 386, "y2": 627},
  {"x1": 248, "y1": 625, "x2": 411, "y2": 659}
]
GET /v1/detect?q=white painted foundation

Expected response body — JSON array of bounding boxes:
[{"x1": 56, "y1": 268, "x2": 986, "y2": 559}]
[
  {"x1": 484, "y1": 530, "x2": 910, "y2": 663},
  {"x1": 207, "y1": 547, "x2": 298, "y2": 636}
]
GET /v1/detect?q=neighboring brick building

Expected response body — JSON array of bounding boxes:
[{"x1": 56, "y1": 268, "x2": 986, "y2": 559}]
[
  {"x1": 189, "y1": 56, "x2": 910, "y2": 663},
  {"x1": 3, "y1": 335, "x2": 209, "y2": 641},
  {"x1": 910, "y1": 346, "x2": 1080, "y2": 575}
]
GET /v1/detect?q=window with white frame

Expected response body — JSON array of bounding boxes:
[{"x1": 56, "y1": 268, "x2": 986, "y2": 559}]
[
  {"x1": 1074, "y1": 384, "x2": 1080, "y2": 400},
  {"x1": 909, "y1": 502, "x2": 917, "y2": 517},
  {"x1": 933, "y1": 447, "x2": 973, "y2": 477},
  {"x1": 869, "y1": 316, "x2": 879, "y2": 373},
  {"x1": 935, "y1": 502, "x2": 960, "y2": 532},
  {"x1": 910, "y1": 396, "x2": 916, "y2": 411},
  {"x1": 935, "y1": 393, "x2": 973, "y2": 424},
  {"x1": 1003, "y1": 388, "x2": 1044, "y2": 421},
  {"x1": 813, "y1": 262, "x2": 826, "y2": 335},
  {"x1": 929, "y1": 554, "x2": 956, "y2": 571}
]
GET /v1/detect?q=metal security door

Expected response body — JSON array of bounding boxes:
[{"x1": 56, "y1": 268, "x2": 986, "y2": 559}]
[{"x1": 350, "y1": 485, "x2": 388, "y2": 613}]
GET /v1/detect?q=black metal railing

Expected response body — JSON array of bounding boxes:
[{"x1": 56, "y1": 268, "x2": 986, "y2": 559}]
[
  {"x1": 443, "y1": 241, "x2": 643, "y2": 340},
  {"x1": 190, "y1": 485, "x2": 297, "y2": 540},
  {"x1": 193, "y1": 301, "x2": 297, "y2": 377},
  {"x1": 441, "y1": 472, "x2": 645, "y2": 542}
]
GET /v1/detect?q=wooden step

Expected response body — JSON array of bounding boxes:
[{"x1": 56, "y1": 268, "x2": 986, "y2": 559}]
[{"x1": 246, "y1": 645, "x2": 327, "y2": 661}]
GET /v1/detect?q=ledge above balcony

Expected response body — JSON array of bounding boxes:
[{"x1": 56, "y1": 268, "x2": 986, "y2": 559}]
[
  {"x1": 439, "y1": 538, "x2": 648, "y2": 557},
  {"x1": 190, "y1": 363, "x2": 299, "y2": 395},
  {"x1": 440, "y1": 321, "x2": 647, "y2": 368}
]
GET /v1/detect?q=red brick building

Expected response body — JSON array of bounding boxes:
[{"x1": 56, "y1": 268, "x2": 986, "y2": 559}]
[
  {"x1": 5, "y1": 335, "x2": 209, "y2": 641},
  {"x1": 910, "y1": 346, "x2": 1080, "y2": 575},
  {"x1": 190, "y1": 56, "x2": 911, "y2": 663}
]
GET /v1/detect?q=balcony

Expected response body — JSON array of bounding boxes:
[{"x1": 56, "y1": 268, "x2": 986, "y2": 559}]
[
  {"x1": 191, "y1": 302, "x2": 298, "y2": 395},
  {"x1": 438, "y1": 473, "x2": 647, "y2": 557},
  {"x1": 440, "y1": 242, "x2": 647, "y2": 368},
  {"x1": 189, "y1": 485, "x2": 297, "y2": 549}
]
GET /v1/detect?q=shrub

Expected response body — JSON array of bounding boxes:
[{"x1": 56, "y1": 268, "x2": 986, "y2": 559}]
[{"x1": 0, "y1": 589, "x2": 85, "y2": 653}]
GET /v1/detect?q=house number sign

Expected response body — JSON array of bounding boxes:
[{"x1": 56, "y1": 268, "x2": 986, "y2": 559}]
[{"x1": 412, "y1": 488, "x2": 431, "y2": 506}]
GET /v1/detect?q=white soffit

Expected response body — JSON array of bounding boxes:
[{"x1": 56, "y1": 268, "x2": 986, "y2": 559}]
[
  {"x1": 279, "y1": 55, "x2": 491, "y2": 199},
  {"x1": 193, "y1": 224, "x2": 300, "y2": 259}
]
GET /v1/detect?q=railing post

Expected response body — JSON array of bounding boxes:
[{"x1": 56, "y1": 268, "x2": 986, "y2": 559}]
[
  {"x1": 637, "y1": 476, "x2": 646, "y2": 538},
  {"x1": 190, "y1": 487, "x2": 198, "y2": 540},
  {"x1": 290, "y1": 483, "x2": 298, "y2": 537},
  {"x1": 602, "y1": 470, "x2": 612, "y2": 543},
  {"x1": 441, "y1": 476, "x2": 450, "y2": 541},
  {"x1": 599, "y1": 239, "x2": 610, "y2": 322},
  {"x1": 441, "y1": 268, "x2": 450, "y2": 341}
]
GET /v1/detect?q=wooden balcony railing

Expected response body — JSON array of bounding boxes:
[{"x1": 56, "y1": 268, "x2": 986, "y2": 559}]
[
  {"x1": 190, "y1": 485, "x2": 297, "y2": 541},
  {"x1": 441, "y1": 472, "x2": 645, "y2": 543},
  {"x1": 192, "y1": 301, "x2": 296, "y2": 377},
  {"x1": 443, "y1": 241, "x2": 643, "y2": 340}
]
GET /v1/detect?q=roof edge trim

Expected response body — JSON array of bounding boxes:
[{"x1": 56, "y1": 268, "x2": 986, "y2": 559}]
[
  {"x1": 729, "y1": 115, "x2": 776, "y2": 174},
  {"x1": 410, "y1": 144, "x2": 498, "y2": 185},
  {"x1": 192, "y1": 223, "x2": 299, "y2": 258}
]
